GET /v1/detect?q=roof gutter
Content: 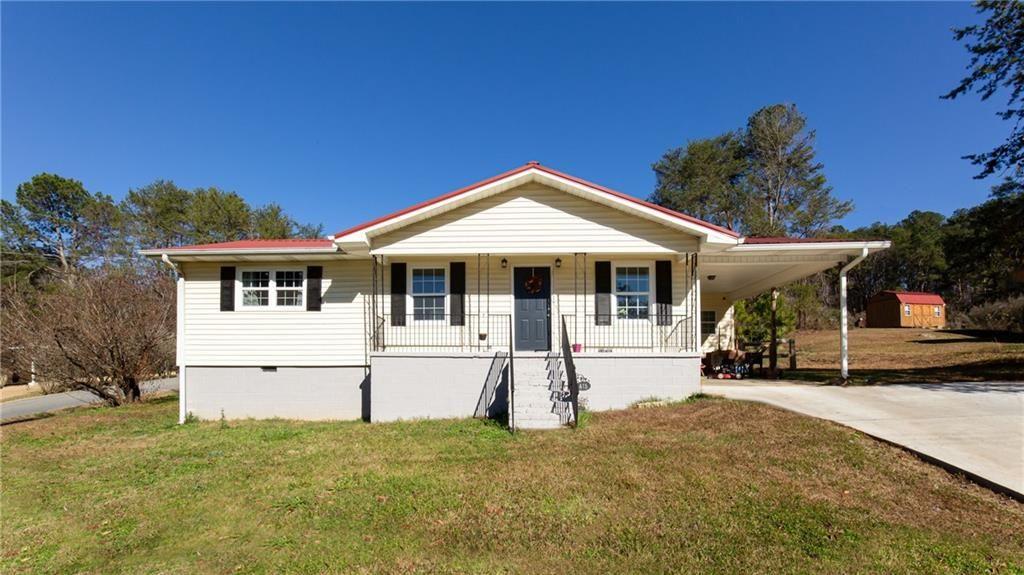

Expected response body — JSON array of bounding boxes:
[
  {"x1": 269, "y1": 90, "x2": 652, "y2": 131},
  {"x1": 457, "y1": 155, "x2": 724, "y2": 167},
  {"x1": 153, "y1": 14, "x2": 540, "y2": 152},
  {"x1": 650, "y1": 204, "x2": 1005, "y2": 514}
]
[
  {"x1": 730, "y1": 240, "x2": 891, "y2": 252},
  {"x1": 140, "y1": 246, "x2": 341, "y2": 258}
]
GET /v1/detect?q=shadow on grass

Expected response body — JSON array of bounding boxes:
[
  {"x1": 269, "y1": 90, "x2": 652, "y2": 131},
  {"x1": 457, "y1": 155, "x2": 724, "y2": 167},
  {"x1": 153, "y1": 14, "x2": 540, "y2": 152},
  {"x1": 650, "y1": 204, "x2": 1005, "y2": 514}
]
[
  {"x1": 784, "y1": 358, "x2": 1024, "y2": 386},
  {"x1": 910, "y1": 329, "x2": 1024, "y2": 344}
]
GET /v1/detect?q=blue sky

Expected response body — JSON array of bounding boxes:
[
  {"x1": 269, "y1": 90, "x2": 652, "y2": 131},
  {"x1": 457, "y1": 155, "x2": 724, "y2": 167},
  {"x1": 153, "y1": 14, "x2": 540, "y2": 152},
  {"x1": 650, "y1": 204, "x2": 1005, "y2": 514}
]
[{"x1": 1, "y1": 2, "x2": 1005, "y2": 236}]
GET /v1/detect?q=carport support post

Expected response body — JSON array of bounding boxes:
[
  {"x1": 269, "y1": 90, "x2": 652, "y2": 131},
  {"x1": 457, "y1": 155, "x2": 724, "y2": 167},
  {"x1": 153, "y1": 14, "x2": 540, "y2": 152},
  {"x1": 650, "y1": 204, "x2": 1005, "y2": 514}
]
[
  {"x1": 769, "y1": 287, "x2": 778, "y2": 377},
  {"x1": 839, "y1": 248, "x2": 869, "y2": 381}
]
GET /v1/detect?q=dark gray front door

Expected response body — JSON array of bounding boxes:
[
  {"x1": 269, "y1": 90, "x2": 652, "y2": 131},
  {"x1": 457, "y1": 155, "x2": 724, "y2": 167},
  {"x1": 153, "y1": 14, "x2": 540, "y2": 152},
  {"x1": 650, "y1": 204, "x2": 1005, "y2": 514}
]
[{"x1": 514, "y1": 267, "x2": 551, "y2": 351}]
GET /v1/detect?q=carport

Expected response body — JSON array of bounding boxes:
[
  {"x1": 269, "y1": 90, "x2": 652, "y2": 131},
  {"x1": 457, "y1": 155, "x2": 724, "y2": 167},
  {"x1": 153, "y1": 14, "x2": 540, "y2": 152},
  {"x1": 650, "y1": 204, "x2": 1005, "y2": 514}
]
[{"x1": 700, "y1": 238, "x2": 890, "y2": 378}]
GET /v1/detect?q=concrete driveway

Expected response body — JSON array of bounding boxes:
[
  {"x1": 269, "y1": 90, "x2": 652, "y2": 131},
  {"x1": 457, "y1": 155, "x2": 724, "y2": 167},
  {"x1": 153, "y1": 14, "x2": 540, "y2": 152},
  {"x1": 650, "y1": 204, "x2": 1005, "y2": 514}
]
[
  {"x1": 706, "y1": 380, "x2": 1024, "y2": 499},
  {"x1": 1, "y1": 378, "x2": 177, "y2": 423}
]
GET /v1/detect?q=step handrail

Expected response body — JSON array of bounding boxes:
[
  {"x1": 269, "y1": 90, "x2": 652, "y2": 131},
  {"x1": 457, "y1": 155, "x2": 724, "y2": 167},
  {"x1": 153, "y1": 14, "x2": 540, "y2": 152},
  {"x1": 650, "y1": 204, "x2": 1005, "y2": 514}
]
[{"x1": 559, "y1": 317, "x2": 579, "y2": 427}]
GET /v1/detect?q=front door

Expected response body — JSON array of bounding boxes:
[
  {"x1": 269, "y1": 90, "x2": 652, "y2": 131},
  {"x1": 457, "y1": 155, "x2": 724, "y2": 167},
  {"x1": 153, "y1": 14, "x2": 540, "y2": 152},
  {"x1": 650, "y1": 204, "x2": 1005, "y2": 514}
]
[{"x1": 514, "y1": 266, "x2": 551, "y2": 351}]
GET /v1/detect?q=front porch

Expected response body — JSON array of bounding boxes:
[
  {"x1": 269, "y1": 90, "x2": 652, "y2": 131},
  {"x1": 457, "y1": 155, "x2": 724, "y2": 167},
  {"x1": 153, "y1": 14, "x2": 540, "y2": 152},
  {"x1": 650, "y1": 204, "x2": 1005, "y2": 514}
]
[
  {"x1": 364, "y1": 253, "x2": 703, "y2": 429},
  {"x1": 365, "y1": 253, "x2": 702, "y2": 357}
]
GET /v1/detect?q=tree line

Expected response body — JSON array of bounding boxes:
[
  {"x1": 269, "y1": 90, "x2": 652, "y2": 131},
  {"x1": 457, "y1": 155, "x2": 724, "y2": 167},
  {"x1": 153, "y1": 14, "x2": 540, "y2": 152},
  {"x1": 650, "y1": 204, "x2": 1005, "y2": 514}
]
[
  {"x1": 650, "y1": 1, "x2": 1024, "y2": 340},
  {"x1": 649, "y1": 101, "x2": 1024, "y2": 338},
  {"x1": 1, "y1": 174, "x2": 322, "y2": 287},
  {"x1": 1, "y1": 174, "x2": 322, "y2": 403}
]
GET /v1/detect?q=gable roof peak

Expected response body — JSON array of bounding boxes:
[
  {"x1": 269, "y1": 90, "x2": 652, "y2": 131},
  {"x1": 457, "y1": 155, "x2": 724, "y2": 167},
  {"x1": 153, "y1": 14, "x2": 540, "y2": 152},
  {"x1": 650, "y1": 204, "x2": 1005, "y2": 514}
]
[{"x1": 332, "y1": 161, "x2": 741, "y2": 242}]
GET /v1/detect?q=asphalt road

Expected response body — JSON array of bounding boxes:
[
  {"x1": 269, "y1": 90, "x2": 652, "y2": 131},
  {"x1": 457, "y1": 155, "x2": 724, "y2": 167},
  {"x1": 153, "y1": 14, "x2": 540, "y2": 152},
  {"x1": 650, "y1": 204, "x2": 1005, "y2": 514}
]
[
  {"x1": 0, "y1": 378, "x2": 178, "y2": 422},
  {"x1": 706, "y1": 380, "x2": 1024, "y2": 499}
]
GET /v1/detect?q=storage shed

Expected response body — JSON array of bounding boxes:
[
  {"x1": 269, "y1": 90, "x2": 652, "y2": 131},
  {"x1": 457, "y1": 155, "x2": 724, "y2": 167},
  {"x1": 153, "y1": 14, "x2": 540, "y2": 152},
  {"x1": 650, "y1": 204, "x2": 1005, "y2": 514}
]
[{"x1": 866, "y1": 291, "x2": 946, "y2": 328}]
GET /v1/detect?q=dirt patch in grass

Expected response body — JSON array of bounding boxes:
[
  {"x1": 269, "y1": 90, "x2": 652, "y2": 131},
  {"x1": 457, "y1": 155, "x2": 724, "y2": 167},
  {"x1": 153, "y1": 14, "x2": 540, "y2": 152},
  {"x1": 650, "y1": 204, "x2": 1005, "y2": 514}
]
[
  {"x1": 782, "y1": 328, "x2": 1024, "y2": 384},
  {"x1": 0, "y1": 385, "x2": 43, "y2": 403},
  {"x1": 3, "y1": 397, "x2": 1022, "y2": 574}
]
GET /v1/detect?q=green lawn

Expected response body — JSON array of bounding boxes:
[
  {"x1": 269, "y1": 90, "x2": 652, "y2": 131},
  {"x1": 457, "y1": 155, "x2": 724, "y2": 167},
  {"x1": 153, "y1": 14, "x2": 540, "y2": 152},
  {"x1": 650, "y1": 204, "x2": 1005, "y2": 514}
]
[{"x1": 2, "y1": 396, "x2": 1023, "y2": 574}]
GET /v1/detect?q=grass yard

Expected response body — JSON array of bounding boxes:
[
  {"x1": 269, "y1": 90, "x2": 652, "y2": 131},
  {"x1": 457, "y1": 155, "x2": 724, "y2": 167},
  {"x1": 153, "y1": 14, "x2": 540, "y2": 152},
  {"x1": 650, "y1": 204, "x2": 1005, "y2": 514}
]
[
  {"x1": 2, "y1": 396, "x2": 1023, "y2": 574},
  {"x1": 784, "y1": 328, "x2": 1024, "y2": 384}
]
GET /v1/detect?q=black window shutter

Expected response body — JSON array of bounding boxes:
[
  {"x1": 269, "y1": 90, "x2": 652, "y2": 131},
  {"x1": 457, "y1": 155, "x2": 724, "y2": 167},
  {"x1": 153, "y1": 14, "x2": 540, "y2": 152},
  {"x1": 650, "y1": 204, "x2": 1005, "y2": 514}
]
[
  {"x1": 220, "y1": 266, "x2": 235, "y2": 312},
  {"x1": 390, "y1": 263, "x2": 406, "y2": 326},
  {"x1": 655, "y1": 260, "x2": 672, "y2": 326},
  {"x1": 595, "y1": 261, "x2": 611, "y2": 325},
  {"x1": 450, "y1": 262, "x2": 466, "y2": 326},
  {"x1": 306, "y1": 266, "x2": 323, "y2": 311}
]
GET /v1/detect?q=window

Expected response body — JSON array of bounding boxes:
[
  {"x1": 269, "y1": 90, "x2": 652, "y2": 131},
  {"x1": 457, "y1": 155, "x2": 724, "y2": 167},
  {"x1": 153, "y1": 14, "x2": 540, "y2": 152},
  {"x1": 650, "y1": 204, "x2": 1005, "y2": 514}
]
[
  {"x1": 904, "y1": 304, "x2": 911, "y2": 316},
  {"x1": 701, "y1": 310, "x2": 717, "y2": 340},
  {"x1": 934, "y1": 306, "x2": 942, "y2": 317},
  {"x1": 412, "y1": 268, "x2": 445, "y2": 320},
  {"x1": 240, "y1": 269, "x2": 303, "y2": 309},
  {"x1": 241, "y1": 271, "x2": 270, "y2": 307},
  {"x1": 615, "y1": 266, "x2": 650, "y2": 319},
  {"x1": 275, "y1": 271, "x2": 304, "y2": 307}
]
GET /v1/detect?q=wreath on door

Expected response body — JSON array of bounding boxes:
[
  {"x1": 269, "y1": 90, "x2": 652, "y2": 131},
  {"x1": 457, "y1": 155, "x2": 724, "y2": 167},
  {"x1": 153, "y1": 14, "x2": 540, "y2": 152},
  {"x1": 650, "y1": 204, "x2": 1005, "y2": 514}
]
[{"x1": 524, "y1": 274, "x2": 544, "y2": 294}]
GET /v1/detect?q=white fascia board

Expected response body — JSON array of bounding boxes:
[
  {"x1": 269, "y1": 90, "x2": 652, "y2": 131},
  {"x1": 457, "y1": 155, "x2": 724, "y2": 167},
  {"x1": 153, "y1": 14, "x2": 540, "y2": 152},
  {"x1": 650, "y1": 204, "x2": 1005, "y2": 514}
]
[
  {"x1": 139, "y1": 247, "x2": 340, "y2": 258},
  {"x1": 332, "y1": 171, "x2": 535, "y2": 246},
  {"x1": 532, "y1": 170, "x2": 739, "y2": 245},
  {"x1": 333, "y1": 167, "x2": 742, "y2": 248},
  {"x1": 727, "y1": 240, "x2": 891, "y2": 254}
]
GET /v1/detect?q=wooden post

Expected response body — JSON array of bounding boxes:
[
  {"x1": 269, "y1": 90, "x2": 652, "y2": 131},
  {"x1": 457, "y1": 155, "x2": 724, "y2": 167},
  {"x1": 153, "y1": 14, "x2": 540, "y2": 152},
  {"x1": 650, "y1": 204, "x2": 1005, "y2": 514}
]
[
  {"x1": 788, "y1": 338, "x2": 796, "y2": 371},
  {"x1": 769, "y1": 287, "x2": 778, "y2": 377}
]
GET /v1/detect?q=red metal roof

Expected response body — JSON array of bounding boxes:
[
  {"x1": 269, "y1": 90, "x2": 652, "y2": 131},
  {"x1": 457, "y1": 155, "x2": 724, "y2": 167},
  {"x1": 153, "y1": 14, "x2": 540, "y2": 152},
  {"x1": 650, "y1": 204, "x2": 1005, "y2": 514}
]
[
  {"x1": 877, "y1": 291, "x2": 946, "y2": 305},
  {"x1": 332, "y1": 161, "x2": 741, "y2": 239},
  {"x1": 157, "y1": 239, "x2": 335, "y2": 251}
]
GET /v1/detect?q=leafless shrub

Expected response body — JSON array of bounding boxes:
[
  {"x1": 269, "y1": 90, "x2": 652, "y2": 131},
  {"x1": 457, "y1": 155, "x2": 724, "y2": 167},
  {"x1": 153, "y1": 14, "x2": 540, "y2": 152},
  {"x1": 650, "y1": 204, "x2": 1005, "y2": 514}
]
[
  {"x1": 3, "y1": 266, "x2": 175, "y2": 404},
  {"x1": 963, "y1": 295, "x2": 1024, "y2": 333}
]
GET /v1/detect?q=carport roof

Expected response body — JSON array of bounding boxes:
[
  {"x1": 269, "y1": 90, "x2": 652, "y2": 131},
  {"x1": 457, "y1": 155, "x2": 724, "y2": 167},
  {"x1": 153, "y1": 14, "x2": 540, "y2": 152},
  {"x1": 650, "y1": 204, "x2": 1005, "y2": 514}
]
[{"x1": 700, "y1": 239, "x2": 890, "y2": 300}]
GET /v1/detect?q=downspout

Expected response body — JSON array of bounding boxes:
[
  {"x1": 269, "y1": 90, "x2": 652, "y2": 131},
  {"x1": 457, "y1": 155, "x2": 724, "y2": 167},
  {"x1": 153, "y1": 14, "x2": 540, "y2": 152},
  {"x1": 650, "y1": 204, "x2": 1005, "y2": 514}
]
[
  {"x1": 839, "y1": 248, "x2": 869, "y2": 381},
  {"x1": 160, "y1": 254, "x2": 187, "y2": 423}
]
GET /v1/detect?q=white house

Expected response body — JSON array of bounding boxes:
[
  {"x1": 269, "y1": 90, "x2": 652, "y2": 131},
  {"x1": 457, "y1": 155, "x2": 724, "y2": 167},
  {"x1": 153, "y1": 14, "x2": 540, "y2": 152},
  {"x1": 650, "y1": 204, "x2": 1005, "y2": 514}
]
[{"x1": 142, "y1": 162, "x2": 888, "y2": 429}]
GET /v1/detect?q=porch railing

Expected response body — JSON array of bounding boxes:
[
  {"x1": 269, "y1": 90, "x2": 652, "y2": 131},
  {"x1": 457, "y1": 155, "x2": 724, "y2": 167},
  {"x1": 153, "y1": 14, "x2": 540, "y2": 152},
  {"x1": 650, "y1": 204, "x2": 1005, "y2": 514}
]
[
  {"x1": 372, "y1": 314, "x2": 512, "y2": 352},
  {"x1": 560, "y1": 313, "x2": 697, "y2": 353},
  {"x1": 559, "y1": 317, "x2": 579, "y2": 427}
]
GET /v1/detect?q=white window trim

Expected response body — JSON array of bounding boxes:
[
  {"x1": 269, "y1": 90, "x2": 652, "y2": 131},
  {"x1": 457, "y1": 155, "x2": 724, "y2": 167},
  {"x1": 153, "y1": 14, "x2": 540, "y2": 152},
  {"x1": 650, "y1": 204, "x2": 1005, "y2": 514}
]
[
  {"x1": 407, "y1": 264, "x2": 448, "y2": 322},
  {"x1": 236, "y1": 267, "x2": 306, "y2": 310},
  {"x1": 934, "y1": 306, "x2": 942, "y2": 317},
  {"x1": 904, "y1": 304, "x2": 911, "y2": 316},
  {"x1": 613, "y1": 262, "x2": 654, "y2": 321}
]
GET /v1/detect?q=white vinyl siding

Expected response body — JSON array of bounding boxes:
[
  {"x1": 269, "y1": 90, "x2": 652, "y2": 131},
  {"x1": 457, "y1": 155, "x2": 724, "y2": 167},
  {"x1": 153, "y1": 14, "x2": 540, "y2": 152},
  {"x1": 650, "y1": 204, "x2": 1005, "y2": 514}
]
[
  {"x1": 371, "y1": 183, "x2": 700, "y2": 255},
  {"x1": 181, "y1": 260, "x2": 370, "y2": 366},
  {"x1": 380, "y1": 255, "x2": 698, "y2": 353}
]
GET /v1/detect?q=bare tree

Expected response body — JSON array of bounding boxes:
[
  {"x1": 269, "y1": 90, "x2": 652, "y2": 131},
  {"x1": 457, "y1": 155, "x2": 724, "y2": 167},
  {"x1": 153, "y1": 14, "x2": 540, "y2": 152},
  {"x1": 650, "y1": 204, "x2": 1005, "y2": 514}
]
[{"x1": 3, "y1": 266, "x2": 175, "y2": 404}]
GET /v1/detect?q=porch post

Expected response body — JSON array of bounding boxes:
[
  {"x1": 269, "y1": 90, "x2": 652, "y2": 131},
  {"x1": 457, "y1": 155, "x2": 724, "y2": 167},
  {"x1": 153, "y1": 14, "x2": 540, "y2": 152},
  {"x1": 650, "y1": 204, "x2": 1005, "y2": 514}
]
[
  {"x1": 839, "y1": 248, "x2": 869, "y2": 381},
  {"x1": 176, "y1": 273, "x2": 186, "y2": 424},
  {"x1": 693, "y1": 253, "x2": 701, "y2": 354}
]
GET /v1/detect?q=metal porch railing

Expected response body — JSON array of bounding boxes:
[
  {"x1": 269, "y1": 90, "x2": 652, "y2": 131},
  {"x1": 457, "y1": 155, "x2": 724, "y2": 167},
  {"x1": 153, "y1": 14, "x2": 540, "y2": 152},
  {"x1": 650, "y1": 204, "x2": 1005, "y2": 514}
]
[
  {"x1": 371, "y1": 314, "x2": 512, "y2": 353},
  {"x1": 561, "y1": 313, "x2": 697, "y2": 353}
]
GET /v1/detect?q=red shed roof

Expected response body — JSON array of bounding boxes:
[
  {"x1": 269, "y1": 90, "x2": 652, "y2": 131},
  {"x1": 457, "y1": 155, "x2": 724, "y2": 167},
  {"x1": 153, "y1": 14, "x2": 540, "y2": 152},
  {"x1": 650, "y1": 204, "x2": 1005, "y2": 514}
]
[{"x1": 877, "y1": 291, "x2": 946, "y2": 305}]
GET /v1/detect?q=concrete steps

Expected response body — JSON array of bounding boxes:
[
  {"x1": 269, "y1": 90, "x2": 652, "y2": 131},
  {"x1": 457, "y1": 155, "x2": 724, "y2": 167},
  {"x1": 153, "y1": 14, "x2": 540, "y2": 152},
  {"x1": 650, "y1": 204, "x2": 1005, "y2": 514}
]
[{"x1": 512, "y1": 354, "x2": 570, "y2": 430}]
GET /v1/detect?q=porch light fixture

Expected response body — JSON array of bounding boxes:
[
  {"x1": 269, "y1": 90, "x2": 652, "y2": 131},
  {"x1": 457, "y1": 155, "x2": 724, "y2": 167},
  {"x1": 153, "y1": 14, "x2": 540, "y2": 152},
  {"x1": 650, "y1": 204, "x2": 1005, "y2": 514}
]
[
  {"x1": 707, "y1": 275, "x2": 716, "y2": 281},
  {"x1": 501, "y1": 258, "x2": 508, "y2": 269},
  {"x1": 555, "y1": 258, "x2": 562, "y2": 268}
]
